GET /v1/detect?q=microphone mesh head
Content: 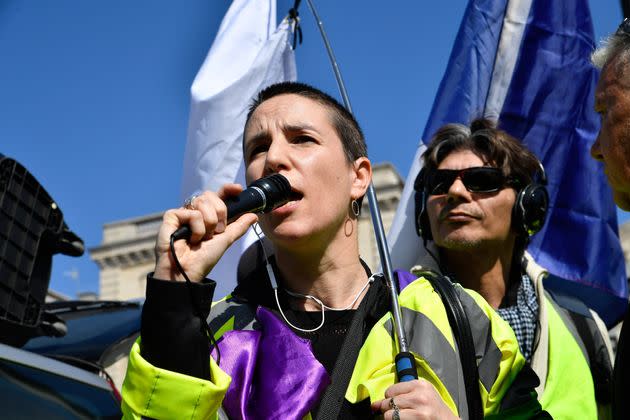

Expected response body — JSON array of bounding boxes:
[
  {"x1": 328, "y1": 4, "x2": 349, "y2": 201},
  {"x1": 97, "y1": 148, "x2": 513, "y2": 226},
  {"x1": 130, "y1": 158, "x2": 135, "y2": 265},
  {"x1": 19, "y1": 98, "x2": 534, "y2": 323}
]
[{"x1": 252, "y1": 174, "x2": 291, "y2": 212}]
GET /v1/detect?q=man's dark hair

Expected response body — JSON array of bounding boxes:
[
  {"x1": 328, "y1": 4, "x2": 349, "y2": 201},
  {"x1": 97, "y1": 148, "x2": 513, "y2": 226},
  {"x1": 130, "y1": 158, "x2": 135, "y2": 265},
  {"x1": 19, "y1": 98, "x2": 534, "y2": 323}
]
[
  {"x1": 422, "y1": 118, "x2": 541, "y2": 188},
  {"x1": 245, "y1": 81, "x2": 367, "y2": 163}
]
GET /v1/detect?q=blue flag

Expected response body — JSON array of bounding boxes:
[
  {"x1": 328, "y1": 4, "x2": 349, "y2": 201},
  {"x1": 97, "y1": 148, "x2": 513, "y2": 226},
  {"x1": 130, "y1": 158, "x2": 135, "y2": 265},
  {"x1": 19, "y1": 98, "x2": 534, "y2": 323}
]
[{"x1": 389, "y1": 0, "x2": 627, "y2": 325}]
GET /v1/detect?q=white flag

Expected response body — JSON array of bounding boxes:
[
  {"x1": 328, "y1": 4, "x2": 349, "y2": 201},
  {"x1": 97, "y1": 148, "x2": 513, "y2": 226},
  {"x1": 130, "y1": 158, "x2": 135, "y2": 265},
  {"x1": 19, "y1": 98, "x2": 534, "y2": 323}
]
[{"x1": 180, "y1": 0, "x2": 297, "y2": 297}]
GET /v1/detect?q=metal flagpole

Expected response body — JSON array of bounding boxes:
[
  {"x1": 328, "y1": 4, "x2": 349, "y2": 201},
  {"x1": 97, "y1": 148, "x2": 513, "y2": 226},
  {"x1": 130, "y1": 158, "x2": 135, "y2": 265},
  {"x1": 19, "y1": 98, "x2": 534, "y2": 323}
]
[{"x1": 303, "y1": 0, "x2": 417, "y2": 382}]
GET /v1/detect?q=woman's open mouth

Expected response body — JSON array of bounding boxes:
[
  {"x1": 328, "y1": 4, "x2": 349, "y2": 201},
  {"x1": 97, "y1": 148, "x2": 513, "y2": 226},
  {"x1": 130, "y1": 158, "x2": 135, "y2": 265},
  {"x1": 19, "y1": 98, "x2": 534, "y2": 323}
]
[{"x1": 274, "y1": 190, "x2": 303, "y2": 212}]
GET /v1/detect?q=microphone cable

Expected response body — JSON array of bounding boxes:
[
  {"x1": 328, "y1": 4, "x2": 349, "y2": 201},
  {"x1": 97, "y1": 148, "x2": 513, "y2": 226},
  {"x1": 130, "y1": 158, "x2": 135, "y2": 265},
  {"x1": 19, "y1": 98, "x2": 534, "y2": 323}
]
[
  {"x1": 169, "y1": 234, "x2": 221, "y2": 367},
  {"x1": 166, "y1": 174, "x2": 291, "y2": 369}
]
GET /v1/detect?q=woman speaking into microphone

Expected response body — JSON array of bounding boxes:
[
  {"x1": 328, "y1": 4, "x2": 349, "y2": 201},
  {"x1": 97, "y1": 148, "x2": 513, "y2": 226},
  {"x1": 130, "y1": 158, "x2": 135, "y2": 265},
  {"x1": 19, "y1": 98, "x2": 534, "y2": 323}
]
[{"x1": 120, "y1": 82, "x2": 544, "y2": 419}]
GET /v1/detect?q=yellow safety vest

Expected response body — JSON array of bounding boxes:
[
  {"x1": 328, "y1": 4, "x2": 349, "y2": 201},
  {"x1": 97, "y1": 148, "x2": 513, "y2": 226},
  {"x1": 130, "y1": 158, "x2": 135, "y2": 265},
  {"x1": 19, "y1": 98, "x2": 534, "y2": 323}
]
[{"x1": 121, "y1": 276, "x2": 540, "y2": 419}]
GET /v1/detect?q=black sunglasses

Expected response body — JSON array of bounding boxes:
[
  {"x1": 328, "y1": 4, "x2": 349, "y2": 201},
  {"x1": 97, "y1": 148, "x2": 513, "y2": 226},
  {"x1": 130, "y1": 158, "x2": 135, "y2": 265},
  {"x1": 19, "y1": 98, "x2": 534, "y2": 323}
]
[{"x1": 426, "y1": 167, "x2": 516, "y2": 195}]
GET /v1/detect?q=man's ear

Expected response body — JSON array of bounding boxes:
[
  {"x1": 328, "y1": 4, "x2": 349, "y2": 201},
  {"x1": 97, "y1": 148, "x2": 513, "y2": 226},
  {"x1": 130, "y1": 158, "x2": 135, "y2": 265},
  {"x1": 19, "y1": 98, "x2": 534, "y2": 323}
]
[{"x1": 350, "y1": 157, "x2": 372, "y2": 200}]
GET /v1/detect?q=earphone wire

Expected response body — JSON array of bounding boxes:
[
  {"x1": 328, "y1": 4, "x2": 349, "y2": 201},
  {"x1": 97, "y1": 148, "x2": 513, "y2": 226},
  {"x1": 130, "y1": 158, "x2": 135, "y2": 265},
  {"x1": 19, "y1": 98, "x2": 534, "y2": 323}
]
[
  {"x1": 284, "y1": 277, "x2": 374, "y2": 311},
  {"x1": 252, "y1": 223, "x2": 374, "y2": 333}
]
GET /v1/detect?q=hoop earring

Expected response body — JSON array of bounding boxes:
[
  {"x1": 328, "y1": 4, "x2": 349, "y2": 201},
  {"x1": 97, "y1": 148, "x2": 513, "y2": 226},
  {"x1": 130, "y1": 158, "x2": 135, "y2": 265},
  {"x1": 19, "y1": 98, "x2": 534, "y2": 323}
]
[{"x1": 351, "y1": 199, "x2": 360, "y2": 217}]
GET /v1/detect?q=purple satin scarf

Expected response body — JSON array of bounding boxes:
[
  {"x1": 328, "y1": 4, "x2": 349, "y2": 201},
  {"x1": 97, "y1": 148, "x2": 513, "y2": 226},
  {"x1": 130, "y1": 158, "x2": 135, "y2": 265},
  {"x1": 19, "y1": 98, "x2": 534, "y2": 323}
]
[
  {"x1": 215, "y1": 306, "x2": 330, "y2": 419},
  {"x1": 395, "y1": 269, "x2": 417, "y2": 291}
]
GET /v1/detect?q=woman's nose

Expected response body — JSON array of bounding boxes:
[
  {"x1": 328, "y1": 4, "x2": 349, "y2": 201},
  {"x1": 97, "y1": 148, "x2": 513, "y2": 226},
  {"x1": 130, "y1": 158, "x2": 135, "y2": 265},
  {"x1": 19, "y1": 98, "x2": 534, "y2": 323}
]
[{"x1": 263, "y1": 139, "x2": 290, "y2": 175}]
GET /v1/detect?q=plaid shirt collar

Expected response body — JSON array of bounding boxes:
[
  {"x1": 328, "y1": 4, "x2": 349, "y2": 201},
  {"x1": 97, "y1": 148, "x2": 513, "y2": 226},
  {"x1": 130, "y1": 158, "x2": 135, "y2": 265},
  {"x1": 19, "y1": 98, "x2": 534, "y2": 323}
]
[{"x1": 496, "y1": 274, "x2": 539, "y2": 362}]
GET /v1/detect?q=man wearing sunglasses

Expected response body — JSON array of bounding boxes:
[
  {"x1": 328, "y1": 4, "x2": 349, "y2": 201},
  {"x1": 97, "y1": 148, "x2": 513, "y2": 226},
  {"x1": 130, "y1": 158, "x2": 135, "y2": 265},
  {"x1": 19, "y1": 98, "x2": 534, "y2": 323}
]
[
  {"x1": 412, "y1": 118, "x2": 613, "y2": 419},
  {"x1": 591, "y1": 20, "x2": 630, "y2": 419}
]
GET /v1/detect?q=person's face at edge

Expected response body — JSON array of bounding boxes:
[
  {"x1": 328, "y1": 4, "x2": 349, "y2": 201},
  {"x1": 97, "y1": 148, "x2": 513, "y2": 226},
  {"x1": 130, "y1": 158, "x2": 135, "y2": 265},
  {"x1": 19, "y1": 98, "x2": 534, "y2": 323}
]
[
  {"x1": 591, "y1": 53, "x2": 630, "y2": 210},
  {"x1": 242, "y1": 93, "x2": 366, "y2": 248},
  {"x1": 426, "y1": 149, "x2": 517, "y2": 251}
]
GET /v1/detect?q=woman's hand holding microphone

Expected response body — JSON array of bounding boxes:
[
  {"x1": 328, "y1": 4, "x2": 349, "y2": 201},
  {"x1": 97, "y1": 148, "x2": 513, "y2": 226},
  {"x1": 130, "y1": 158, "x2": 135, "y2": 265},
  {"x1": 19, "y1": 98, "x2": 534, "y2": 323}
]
[{"x1": 153, "y1": 184, "x2": 259, "y2": 283}]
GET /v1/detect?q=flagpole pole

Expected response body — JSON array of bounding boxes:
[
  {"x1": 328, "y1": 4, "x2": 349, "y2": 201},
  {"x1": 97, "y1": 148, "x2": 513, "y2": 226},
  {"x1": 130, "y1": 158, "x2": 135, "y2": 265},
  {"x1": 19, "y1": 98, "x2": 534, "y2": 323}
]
[{"x1": 304, "y1": 0, "x2": 416, "y2": 381}]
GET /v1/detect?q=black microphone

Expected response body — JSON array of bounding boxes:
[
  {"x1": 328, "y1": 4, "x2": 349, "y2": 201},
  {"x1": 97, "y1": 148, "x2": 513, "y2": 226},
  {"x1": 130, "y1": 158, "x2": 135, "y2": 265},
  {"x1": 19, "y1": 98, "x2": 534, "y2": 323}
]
[{"x1": 172, "y1": 173, "x2": 292, "y2": 241}]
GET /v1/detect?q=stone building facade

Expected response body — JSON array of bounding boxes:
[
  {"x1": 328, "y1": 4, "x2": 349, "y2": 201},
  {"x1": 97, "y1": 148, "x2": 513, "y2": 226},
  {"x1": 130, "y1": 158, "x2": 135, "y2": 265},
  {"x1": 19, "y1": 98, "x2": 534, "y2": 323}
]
[
  {"x1": 90, "y1": 163, "x2": 405, "y2": 300},
  {"x1": 89, "y1": 214, "x2": 163, "y2": 300}
]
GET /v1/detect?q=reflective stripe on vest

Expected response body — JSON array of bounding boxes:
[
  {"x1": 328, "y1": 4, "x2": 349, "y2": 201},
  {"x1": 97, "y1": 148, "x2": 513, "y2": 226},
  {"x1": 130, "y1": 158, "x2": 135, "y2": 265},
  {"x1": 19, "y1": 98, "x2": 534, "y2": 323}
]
[
  {"x1": 383, "y1": 284, "x2": 504, "y2": 414},
  {"x1": 208, "y1": 296, "x2": 258, "y2": 339},
  {"x1": 453, "y1": 284, "x2": 503, "y2": 392},
  {"x1": 356, "y1": 276, "x2": 526, "y2": 419},
  {"x1": 384, "y1": 308, "x2": 466, "y2": 415}
]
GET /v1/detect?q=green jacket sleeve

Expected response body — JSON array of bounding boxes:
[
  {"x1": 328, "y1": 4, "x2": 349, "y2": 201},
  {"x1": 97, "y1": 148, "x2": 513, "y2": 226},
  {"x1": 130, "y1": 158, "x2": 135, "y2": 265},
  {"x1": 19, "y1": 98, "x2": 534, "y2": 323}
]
[{"x1": 121, "y1": 339, "x2": 231, "y2": 420}]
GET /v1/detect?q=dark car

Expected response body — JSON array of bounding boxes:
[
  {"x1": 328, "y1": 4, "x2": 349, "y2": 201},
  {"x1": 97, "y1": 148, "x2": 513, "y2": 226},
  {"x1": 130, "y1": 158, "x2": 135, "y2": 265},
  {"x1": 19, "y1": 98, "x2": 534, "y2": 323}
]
[
  {"x1": 0, "y1": 300, "x2": 143, "y2": 419},
  {"x1": 0, "y1": 341, "x2": 122, "y2": 419},
  {"x1": 24, "y1": 299, "x2": 142, "y2": 393}
]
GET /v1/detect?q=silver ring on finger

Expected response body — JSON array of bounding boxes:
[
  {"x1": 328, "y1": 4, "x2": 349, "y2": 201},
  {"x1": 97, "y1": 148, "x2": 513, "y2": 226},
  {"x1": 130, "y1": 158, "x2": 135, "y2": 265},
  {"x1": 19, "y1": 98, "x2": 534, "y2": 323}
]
[
  {"x1": 183, "y1": 190, "x2": 203, "y2": 210},
  {"x1": 389, "y1": 397, "x2": 401, "y2": 420},
  {"x1": 393, "y1": 407, "x2": 401, "y2": 420}
]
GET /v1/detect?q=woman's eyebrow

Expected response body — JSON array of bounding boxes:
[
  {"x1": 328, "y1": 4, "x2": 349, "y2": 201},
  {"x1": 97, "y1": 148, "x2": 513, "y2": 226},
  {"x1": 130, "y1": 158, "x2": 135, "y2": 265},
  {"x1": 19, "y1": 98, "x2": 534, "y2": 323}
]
[
  {"x1": 244, "y1": 130, "x2": 270, "y2": 147},
  {"x1": 244, "y1": 122, "x2": 320, "y2": 146},
  {"x1": 282, "y1": 122, "x2": 319, "y2": 133}
]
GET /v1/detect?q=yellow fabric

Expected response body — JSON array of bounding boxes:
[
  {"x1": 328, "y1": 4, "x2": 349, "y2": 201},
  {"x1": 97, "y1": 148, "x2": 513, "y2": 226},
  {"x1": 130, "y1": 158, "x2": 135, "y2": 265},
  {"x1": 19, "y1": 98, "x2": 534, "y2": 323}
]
[
  {"x1": 122, "y1": 278, "x2": 527, "y2": 418},
  {"x1": 121, "y1": 339, "x2": 231, "y2": 420},
  {"x1": 539, "y1": 296, "x2": 597, "y2": 420},
  {"x1": 210, "y1": 294, "x2": 231, "y2": 308},
  {"x1": 345, "y1": 310, "x2": 459, "y2": 415},
  {"x1": 345, "y1": 277, "x2": 525, "y2": 417},
  {"x1": 213, "y1": 315, "x2": 235, "y2": 341}
]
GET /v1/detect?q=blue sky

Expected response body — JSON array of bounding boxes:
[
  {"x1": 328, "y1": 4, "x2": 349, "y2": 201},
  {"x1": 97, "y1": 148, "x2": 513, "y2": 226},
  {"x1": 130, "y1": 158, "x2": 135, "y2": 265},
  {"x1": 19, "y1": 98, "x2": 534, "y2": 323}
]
[{"x1": 0, "y1": 1, "x2": 624, "y2": 298}]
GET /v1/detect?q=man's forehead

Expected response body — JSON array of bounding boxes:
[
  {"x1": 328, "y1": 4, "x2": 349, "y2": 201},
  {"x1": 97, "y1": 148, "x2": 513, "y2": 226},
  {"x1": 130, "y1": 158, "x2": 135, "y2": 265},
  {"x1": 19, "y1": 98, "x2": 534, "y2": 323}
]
[
  {"x1": 598, "y1": 53, "x2": 630, "y2": 93},
  {"x1": 595, "y1": 63, "x2": 614, "y2": 97},
  {"x1": 595, "y1": 69, "x2": 619, "y2": 112},
  {"x1": 437, "y1": 147, "x2": 493, "y2": 166}
]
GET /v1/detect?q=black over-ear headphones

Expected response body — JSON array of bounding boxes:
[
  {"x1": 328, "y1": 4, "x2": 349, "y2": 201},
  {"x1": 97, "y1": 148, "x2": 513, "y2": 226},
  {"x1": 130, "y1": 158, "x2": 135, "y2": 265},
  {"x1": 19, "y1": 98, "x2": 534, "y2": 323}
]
[
  {"x1": 414, "y1": 162, "x2": 549, "y2": 242},
  {"x1": 414, "y1": 168, "x2": 432, "y2": 241},
  {"x1": 511, "y1": 161, "x2": 549, "y2": 238}
]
